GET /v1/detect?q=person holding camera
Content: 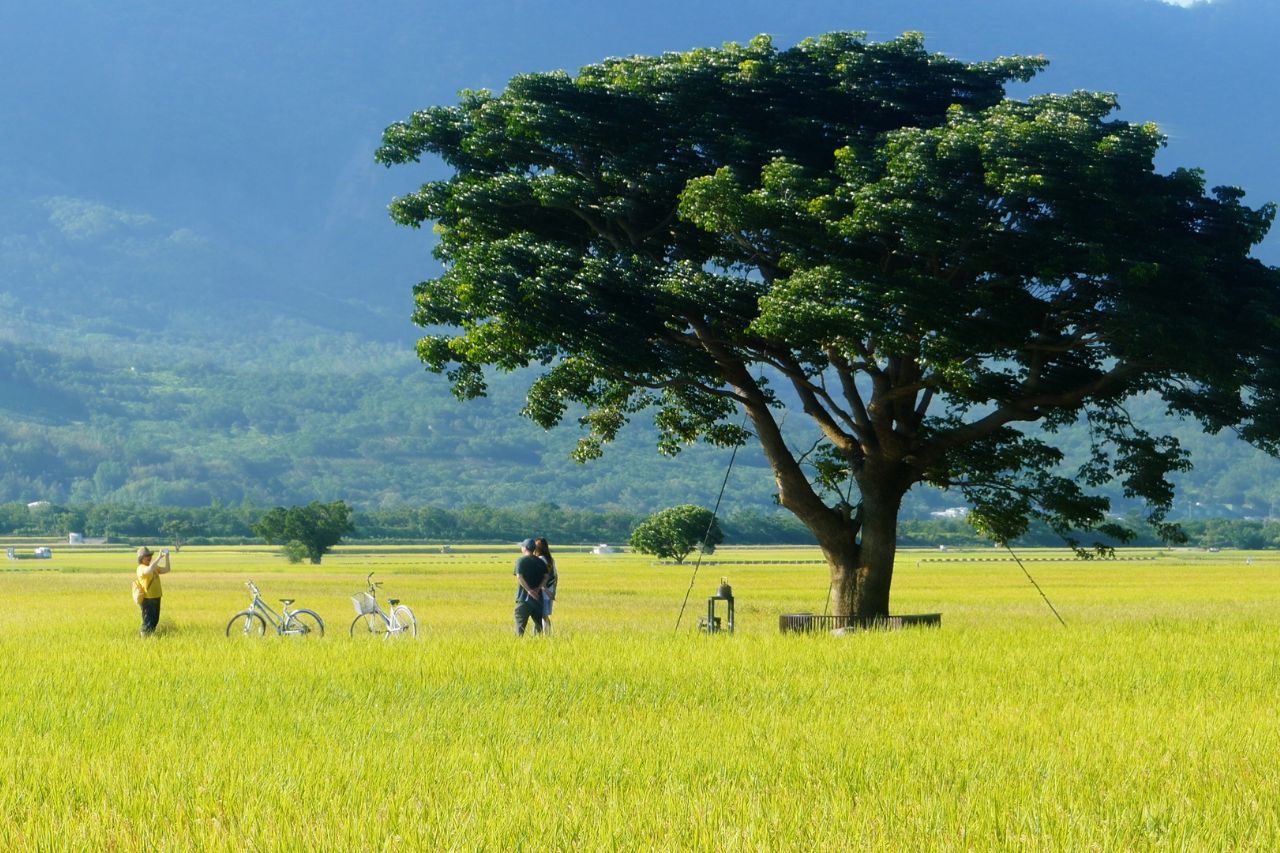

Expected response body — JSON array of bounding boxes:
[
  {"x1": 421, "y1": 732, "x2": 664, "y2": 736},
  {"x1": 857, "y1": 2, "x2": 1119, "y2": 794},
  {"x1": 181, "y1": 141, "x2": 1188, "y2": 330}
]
[{"x1": 136, "y1": 545, "x2": 171, "y2": 636}]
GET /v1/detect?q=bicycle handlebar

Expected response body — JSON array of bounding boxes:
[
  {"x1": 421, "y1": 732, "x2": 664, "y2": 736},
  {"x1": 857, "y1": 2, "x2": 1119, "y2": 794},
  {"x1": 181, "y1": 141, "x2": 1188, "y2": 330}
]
[{"x1": 246, "y1": 580, "x2": 260, "y2": 595}]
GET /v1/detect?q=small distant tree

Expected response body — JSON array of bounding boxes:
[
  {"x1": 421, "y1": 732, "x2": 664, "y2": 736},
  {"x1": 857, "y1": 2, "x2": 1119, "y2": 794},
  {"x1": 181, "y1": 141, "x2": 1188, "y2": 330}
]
[
  {"x1": 160, "y1": 518, "x2": 194, "y2": 552},
  {"x1": 630, "y1": 505, "x2": 724, "y2": 564},
  {"x1": 252, "y1": 500, "x2": 354, "y2": 564}
]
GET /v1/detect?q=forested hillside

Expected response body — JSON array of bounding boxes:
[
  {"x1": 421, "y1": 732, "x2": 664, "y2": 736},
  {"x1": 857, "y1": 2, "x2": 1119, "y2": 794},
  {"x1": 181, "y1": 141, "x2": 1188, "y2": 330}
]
[
  {"x1": 0, "y1": 337, "x2": 794, "y2": 511},
  {"x1": 2, "y1": 331, "x2": 1279, "y2": 521}
]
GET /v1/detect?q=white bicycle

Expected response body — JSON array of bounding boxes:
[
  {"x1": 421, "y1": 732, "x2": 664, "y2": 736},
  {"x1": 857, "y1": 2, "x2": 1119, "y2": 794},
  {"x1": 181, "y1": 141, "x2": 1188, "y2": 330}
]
[
  {"x1": 350, "y1": 573, "x2": 418, "y2": 639},
  {"x1": 226, "y1": 580, "x2": 325, "y2": 638}
]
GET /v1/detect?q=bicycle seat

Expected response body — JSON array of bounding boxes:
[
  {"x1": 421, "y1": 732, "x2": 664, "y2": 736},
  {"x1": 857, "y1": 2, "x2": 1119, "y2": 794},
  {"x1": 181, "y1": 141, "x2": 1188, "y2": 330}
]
[
  {"x1": 280, "y1": 599, "x2": 294, "y2": 606},
  {"x1": 388, "y1": 598, "x2": 400, "y2": 606}
]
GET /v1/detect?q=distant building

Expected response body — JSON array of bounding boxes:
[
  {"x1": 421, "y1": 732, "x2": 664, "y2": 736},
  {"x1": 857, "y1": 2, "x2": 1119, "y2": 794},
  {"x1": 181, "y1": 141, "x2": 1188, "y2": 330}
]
[
  {"x1": 68, "y1": 533, "x2": 84, "y2": 545},
  {"x1": 930, "y1": 507, "x2": 969, "y2": 520},
  {"x1": 26, "y1": 500, "x2": 50, "y2": 510}
]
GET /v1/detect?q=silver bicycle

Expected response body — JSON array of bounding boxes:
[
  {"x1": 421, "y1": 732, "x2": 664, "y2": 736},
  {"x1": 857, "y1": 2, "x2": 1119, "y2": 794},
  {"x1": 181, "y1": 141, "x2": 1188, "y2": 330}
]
[
  {"x1": 226, "y1": 580, "x2": 325, "y2": 638},
  {"x1": 350, "y1": 573, "x2": 417, "y2": 639}
]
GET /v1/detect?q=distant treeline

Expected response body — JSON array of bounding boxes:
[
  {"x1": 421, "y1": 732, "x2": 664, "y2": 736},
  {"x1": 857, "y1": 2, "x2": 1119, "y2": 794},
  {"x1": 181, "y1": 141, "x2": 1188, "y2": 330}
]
[
  {"x1": 3, "y1": 502, "x2": 1280, "y2": 550},
  {"x1": 0, "y1": 501, "x2": 794, "y2": 546}
]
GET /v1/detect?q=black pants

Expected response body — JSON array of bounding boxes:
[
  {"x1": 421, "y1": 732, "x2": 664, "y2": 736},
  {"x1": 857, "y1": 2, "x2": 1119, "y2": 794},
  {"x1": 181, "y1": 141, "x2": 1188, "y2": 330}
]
[
  {"x1": 514, "y1": 599, "x2": 543, "y2": 635},
  {"x1": 140, "y1": 597, "x2": 161, "y2": 635}
]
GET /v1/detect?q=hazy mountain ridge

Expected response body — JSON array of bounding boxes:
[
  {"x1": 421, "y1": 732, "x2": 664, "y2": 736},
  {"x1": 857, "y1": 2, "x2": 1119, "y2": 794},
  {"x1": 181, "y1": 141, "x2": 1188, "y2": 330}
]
[{"x1": 0, "y1": 0, "x2": 1277, "y2": 517}]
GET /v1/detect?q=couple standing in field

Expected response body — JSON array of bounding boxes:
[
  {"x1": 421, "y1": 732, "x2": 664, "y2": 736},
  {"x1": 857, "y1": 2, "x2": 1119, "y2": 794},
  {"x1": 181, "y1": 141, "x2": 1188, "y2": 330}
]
[{"x1": 514, "y1": 537, "x2": 558, "y2": 635}]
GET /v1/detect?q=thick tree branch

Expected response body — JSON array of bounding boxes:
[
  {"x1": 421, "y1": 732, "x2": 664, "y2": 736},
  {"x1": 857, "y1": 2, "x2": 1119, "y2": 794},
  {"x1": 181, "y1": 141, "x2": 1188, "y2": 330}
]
[
  {"x1": 685, "y1": 318, "x2": 846, "y2": 530},
  {"x1": 556, "y1": 204, "x2": 626, "y2": 252},
  {"x1": 827, "y1": 349, "x2": 877, "y2": 447},
  {"x1": 787, "y1": 372, "x2": 861, "y2": 458},
  {"x1": 639, "y1": 206, "x2": 680, "y2": 242},
  {"x1": 918, "y1": 362, "x2": 1147, "y2": 465},
  {"x1": 629, "y1": 375, "x2": 750, "y2": 404},
  {"x1": 848, "y1": 336, "x2": 883, "y2": 379},
  {"x1": 748, "y1": 348, "x2": 863, "y2": 445},
  {"x1": 912, "y1": 388, "x2": 935, "y2": 426}
]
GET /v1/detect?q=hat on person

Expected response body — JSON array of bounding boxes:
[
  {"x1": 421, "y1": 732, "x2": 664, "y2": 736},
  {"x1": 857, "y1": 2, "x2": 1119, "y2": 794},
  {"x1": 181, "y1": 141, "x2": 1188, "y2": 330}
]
[
  {"x1": 519, "y1": 538, "x2": 536, "y2": 551},
  {"x1": 137, "y1": 546, "x2": 153, "y2": 560}
]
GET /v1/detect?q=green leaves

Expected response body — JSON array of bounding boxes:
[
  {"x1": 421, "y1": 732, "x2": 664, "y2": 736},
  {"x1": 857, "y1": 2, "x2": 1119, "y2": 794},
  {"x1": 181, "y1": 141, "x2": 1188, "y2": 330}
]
[
  {"x1": 381, "y1": 30, "x2": 1280, "y2": 568},
  {"x1": 252, "y1": 500, "x2": 354, "y2": 564},
  {"x1": 628, "y1": 503, "x2": 724, "y2": 563}
]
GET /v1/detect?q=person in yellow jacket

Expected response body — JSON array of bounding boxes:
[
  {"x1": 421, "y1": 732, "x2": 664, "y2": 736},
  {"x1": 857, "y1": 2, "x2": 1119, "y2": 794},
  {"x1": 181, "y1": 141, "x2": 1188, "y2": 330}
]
[{"x1": 136, "y1": 545, "x2": 171, "y2": 636}]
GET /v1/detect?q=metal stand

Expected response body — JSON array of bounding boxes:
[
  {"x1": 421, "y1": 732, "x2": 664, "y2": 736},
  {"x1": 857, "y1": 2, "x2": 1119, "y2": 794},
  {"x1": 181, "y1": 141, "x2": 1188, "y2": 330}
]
[{"x1": 700, "y1": 594, "x2": 734, "y2": 634}]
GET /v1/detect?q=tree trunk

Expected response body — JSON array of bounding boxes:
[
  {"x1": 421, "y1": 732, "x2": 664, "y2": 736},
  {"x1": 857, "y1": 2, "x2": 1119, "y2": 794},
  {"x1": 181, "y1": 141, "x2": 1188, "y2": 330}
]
[
  {"x1": 824, "y1": 481, "x2": 905, "y2": 621},
  {"x1": 726, "y1": 375, "x2": 908, "y2": 621}
]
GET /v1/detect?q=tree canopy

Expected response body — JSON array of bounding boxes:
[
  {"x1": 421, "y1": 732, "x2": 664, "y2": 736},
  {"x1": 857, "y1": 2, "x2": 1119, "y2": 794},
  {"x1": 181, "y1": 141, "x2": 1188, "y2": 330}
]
[
  {"x1": 378, "y1": 32, "x2": 1280, "y2": 618},
  {"x1": 629, "y1": 504, "x2": 725, "y2": 563},
  {"x1": 252, "y1": 500, "x2": 354, "y2": 564}
]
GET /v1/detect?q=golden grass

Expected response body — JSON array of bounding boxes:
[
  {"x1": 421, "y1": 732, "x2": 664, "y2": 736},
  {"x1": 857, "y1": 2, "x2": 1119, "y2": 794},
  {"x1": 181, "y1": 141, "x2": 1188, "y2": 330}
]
[{"x1": 1, "y1": 544, "x2": 1278, "y2": 849}]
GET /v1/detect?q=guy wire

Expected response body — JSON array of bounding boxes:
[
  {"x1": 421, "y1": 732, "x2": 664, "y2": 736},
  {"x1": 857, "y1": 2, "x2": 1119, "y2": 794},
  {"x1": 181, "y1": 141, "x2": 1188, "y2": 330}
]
[
  {"x1": 674, "y1": 426, "x2": 745, "y2": 633},
  {"x1": 1004, "y1": 542, "x2": 1067, "y2": 627}
]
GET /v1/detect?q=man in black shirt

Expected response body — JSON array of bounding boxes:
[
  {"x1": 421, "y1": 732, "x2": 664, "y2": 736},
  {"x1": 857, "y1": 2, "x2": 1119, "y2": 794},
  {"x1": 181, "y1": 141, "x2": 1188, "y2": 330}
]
[{"x1": 513, "y1": 538, "x2": 547, "y2": 635}]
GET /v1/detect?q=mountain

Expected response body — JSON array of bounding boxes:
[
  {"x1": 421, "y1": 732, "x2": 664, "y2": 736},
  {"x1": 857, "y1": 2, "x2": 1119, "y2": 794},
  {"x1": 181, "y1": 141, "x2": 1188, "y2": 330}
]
[{"x1": 0, "y1": 0, "x2": 1277, "y2": 518}]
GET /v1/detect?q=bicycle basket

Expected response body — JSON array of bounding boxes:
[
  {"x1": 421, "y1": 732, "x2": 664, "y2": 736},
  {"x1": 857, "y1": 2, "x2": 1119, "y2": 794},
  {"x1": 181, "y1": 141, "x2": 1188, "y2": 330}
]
[{"x1": 352, "y1": 592, "x2": 377, "y2": 615}]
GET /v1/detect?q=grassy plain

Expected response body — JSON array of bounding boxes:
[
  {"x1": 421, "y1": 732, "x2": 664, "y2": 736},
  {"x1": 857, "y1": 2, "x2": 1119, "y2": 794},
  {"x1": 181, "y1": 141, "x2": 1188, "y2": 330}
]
[{"x1": 1, "y1": 543, "x2": 1279, "y2": 849}]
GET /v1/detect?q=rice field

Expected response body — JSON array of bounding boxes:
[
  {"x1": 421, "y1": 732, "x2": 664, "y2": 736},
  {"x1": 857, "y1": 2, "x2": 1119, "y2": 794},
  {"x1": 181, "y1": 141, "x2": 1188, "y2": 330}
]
[{"x1": 1, "y1": 543, "x2": 1279, "y2": 849}]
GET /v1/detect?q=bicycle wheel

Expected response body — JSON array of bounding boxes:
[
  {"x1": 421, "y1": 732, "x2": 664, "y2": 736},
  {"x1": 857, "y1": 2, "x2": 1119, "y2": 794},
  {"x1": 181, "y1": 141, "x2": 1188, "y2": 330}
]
[
  {"x1": 226, "y1": 611, "x2": 266, "y2": 638},
  {"x1": 389, "y1": 605, "x2": 418, "y2": 639},
  {"x1": 350, "y1": 612, "x2": 389, "y2": 639},
  {"x1": 282, "y1": 608, "x2": 324, "y2": 638}
]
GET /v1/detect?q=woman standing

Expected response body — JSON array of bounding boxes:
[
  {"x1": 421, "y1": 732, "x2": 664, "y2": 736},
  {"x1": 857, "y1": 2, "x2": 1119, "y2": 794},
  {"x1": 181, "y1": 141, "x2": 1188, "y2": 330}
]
[
  {"x1": 136, "y1": 545, "x2": 171, "y2": 636},
  {"x1": 533, "y1": 538, "x2": 557, "y2": 634}
]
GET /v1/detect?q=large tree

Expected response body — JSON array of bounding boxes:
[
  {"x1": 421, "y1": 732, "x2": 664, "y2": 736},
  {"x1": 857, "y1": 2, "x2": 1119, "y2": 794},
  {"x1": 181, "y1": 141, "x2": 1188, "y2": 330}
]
[
  {"x1": 253, "y1": 500, "x2": 354, "y2": 565},
  {"x1": 378, "y1": 33, "x2": 1280, "y2": 619}
]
